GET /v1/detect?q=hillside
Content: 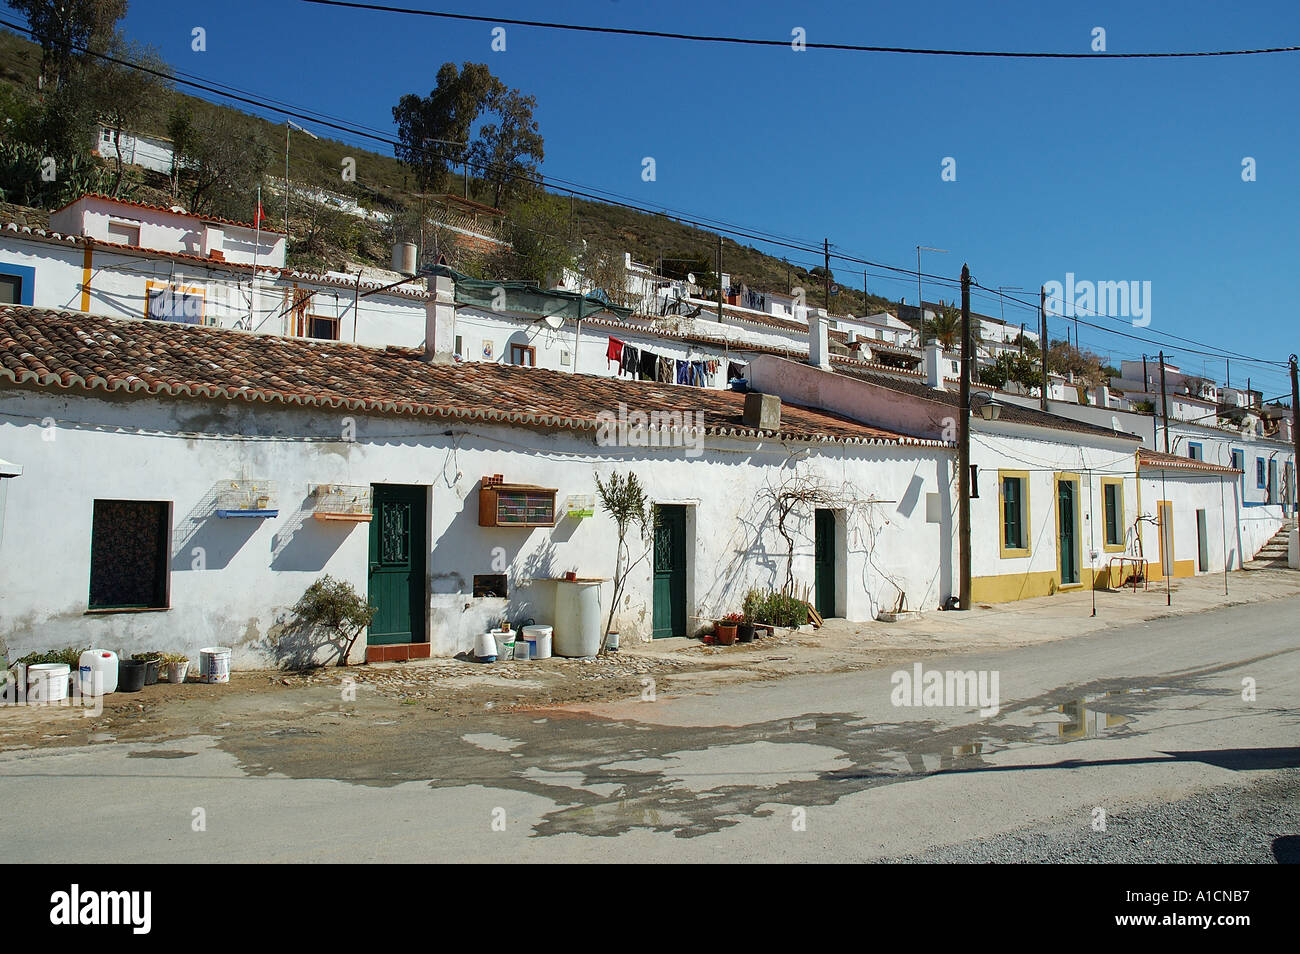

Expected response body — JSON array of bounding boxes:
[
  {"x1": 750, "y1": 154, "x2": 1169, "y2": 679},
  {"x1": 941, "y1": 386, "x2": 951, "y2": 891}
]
[{"x1": 0, "y1": 27, "x2": 895, "y2": 317}]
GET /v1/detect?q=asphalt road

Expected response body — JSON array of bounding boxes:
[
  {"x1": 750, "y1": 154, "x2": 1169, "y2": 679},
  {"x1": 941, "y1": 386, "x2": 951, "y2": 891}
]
[{"x1": 2, "y1": 597, "x2": 1297, "y2": 862}]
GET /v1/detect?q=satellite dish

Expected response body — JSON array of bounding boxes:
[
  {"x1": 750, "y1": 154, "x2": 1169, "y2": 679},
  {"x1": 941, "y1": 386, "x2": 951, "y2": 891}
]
[
  {"x1": 686, "y1": 273, "x2": 696, "y2": 285},
  {"x1": 543, "y1": 314, "x2": 564, "y2": 330}
]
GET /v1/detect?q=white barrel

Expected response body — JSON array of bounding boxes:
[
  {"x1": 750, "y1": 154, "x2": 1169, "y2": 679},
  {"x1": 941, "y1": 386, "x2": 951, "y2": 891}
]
[
  {"x1": 198, "y1": 647, "x2": 231, "y2": 684},
  {"x1": 553, "y1": 581, "x2": 603, "y2": 657},
  {"x1": 493, "y1": 629, "x2": 516, "y2": 660},
  {"x1": 27, "y1": 663, "x2": 70, "y2": 702},
  {"x1": 521, "y1": 625, "x2": 553, "y2": 659},
  {"x1": 473, "y1": 632, "x2": 498, "y2": 662},
  {"x1": 79, "y1": 649, "x2": 118, "y2": 695}
]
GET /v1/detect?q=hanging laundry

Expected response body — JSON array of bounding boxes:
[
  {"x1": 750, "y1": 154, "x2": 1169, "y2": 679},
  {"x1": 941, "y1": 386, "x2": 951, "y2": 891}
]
[
  {"x1": 676, "y1": 359, "x2": 690, "y2": 385},
  {"x1": 690, "y1": 361, "x2": 706, "y2": 387},
  {"x1": 620, "y1": 344, "x2": 639, "y2": 378},
  {"x1": 606, "y1": 337, "x2": 624, "y2": 369},
  {"x1": 728, "y1": 361, "x2": 747, "y2": 381},
  {"x1": 657, "y1": 355, "x2": 674, "y2": 383},
  {"x1": 639, "y1": 349, "x2": 658, "y2": 380}
]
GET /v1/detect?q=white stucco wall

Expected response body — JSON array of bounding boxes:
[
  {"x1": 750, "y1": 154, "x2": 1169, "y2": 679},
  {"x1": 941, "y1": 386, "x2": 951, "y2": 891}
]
[{"x1": 0, "y1": 383, "x2": 953, "y2": 669}]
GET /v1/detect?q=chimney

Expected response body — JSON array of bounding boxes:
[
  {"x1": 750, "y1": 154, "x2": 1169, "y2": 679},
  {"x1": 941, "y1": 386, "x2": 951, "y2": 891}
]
[
  {"x1": 392, "y1": 242, "x2": 417, "y2": 276},
  {"x1": 424, "y1": 273, "x2": 456, "y2": 362},
  {"x1": 808, "y1": 309, "x2": 830, "y2": 369},
  {"x1": 924, "y1": 341, "x2": 946, "y2": 391},
  {"x1": 743, "y1": 392, "x2": 781, "y2": 431}
]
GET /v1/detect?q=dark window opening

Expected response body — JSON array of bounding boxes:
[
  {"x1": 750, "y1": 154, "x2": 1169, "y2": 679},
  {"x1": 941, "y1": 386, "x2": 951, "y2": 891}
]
[
  {"x1": 1002, "y1": 476, "x2": 1025, "y2": 550},
  {"x1": 473, "y1": 573, "x2": 508, "y2": 598},
  {"x1": 0, "y1": 274, "x2": 21, "y2": 304},
  {"x1": 89, "y1": 500, "x2": 170, "y2": 609},
  {"x1": 307, "y1": 315, "x2": 339, "y2": 341},
  {"x1": 1104, "y1": 483, "x2": 1122, "y2": 547}
]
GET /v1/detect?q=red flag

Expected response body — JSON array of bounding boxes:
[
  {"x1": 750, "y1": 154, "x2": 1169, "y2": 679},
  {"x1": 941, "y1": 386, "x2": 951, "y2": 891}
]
[{"x1": 253, "y1": 200, "x2": 267, "y2": 229}]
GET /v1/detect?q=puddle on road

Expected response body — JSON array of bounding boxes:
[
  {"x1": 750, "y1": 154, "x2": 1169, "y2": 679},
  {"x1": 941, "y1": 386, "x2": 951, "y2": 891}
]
[{"x1": 212, "y1": 662, "x2": 1251, "y2": 839}]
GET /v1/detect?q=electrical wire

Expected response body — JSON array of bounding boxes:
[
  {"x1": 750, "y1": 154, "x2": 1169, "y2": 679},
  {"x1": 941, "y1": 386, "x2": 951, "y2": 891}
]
[{"x1": 297, "y1": 2, "x2": 1300, "y2": 59}]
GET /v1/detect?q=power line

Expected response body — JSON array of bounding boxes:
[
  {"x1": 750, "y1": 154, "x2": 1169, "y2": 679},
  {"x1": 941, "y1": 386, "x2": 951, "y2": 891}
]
[{"x1": 298, "y1": 1, "x2": 1300, "y2": 59}]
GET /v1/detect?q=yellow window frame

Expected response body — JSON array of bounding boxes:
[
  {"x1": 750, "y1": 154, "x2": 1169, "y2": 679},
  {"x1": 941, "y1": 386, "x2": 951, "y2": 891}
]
[
  {"x1": 1101, "y1": 477, "x2": 1126, "y2": 553},
  {"x1": 998, "y1": 469, "x2": 1031, "y2": 558}
]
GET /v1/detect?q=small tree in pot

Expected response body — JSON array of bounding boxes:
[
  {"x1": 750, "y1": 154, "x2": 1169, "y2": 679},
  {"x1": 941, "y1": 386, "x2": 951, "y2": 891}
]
[
  {"x1": 594, "y1": 471, "x2": 651, "y2": 655},
  {"x1": 291, "y1": 575, "x2": 377, "y2": 667}
]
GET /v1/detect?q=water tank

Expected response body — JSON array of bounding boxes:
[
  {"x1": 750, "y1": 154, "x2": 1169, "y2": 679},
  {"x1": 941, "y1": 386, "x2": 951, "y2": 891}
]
[
  {"x1": 392, "y1": 241, "x2": 417, "y2": 275},
  {"x1": 553, "y1": 580, "x2": 604, "y2": 657},
  {"x1": 79, "y1": 649, "x2": 118, "y2": 695}
]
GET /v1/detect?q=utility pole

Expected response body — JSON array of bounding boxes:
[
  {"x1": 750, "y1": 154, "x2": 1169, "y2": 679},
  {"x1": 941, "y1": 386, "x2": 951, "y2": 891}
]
[
  {"x1": 1039, "y1": 286, "x2": 1049, "y2": 411},
  {"x1": 1158, "y1": 350, "x2": 1171, "y2": 454},
  {"x1": 717, "y1": 235, "x2": 723, "y2": 322},
  {"x1": 1291, "y1": 354, "x2": 1299, "y2": 514},
  {"x1": 958, "y1": 264, "x2": 973, "y2": 611},
  {"x1": 824, "y1": 238, "x2": 831, "y2": 311}
]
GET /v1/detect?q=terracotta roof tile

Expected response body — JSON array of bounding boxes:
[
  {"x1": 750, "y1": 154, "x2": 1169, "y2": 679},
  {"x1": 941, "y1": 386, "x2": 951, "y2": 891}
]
[
  {"x1": 1138, "y1": 449, "x2": 1242, "y2": 475},
  {"x1": 0, "y1": 306, "x2": 947, "y2": 448}
]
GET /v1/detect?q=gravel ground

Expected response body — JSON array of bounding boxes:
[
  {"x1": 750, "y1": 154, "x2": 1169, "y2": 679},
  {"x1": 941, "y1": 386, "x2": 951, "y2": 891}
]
[{"x1": 890, "y1": 768, "x2": 1300, "y2": 863}]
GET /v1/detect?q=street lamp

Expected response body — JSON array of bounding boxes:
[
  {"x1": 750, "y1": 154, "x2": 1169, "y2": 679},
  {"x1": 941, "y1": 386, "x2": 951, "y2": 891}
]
[
  {"x1": 285, "y1": 121, "x2": 318, "y2": 240},
  {"x1": 916, "y1": 246, "x2": 948, "y2": 341},
  {"x1": 973, "y1": 392, "x2": 1003, "y2": 421}
]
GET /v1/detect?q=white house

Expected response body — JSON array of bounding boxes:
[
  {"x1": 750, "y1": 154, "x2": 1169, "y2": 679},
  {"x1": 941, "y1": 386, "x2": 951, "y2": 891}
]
[
  {"x1": 93, "y1": 126, "x2": 175, "y2": 176},
  {"x1": 48, "y1": 194, "x2": 286, "y2": 268},
  {"x1": 0, "y1": 303, "x2": 956, "y2": 668}
]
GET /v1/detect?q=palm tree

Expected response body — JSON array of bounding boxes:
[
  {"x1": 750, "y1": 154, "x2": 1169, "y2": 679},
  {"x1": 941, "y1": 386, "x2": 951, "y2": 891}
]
[{"x1": 923, "y1": 300, "x2": 962, "y2": 350}]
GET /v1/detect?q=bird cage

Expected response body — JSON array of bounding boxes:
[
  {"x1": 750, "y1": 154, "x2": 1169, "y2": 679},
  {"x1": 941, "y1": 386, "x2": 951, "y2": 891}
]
[
  {"x1": 215, "y1": 479, "x2": 279, "y2": 518},
  {"x1": 310, "y1": 483, "x2": 373, "y2": 521}
]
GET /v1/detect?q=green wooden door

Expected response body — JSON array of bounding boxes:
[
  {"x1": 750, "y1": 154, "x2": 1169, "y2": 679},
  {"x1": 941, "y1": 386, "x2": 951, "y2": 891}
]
[
  {"x1": 1057, "y1": 480, "x2": 1078, "y2": 585},
  {"x1": 652, "y1": 506, "x2": 687, "y2": 638},
  {"x1": 367, "y1": 484, "x2": 427, "y2": 645},
  {"x1": 814, "y1": 508, "x2": 836, "y2": 618}
]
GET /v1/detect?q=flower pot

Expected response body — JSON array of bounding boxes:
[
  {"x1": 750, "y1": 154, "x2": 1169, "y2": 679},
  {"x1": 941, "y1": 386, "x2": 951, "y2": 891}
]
[
  {"x1": 716, "y1": 623, "x2": 738, "y2": 646},
  {"x1": 167, "y1": 661, "x2": 189, "y2": 684},
  {"x1": 738, "y1": 622, "x2": 755, "y2": 643},
  {"x1": 117, "y1": 660, "x2": 146, "y2": 693},
  {"x1": 141, "y1": 658, "x2": 160, "y2": 685}
]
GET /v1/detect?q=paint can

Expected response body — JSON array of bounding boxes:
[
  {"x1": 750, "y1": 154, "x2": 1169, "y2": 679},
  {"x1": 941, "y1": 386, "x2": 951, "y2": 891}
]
[
  {"x1": 493, "y1": 630, "x2": 516, "y2": 661},
  {"x1": 521, "y1": 625, "x2": 552, "y2": 660},
  {"x1": 198, "y1": 647, "x2": 232, "y2": 684},
  {"x1": 473, "y1": 632, "x2": 498, "y2": 663},
  {"x1": 27, "y1": 663, "x2": 70, "y2": 702}
]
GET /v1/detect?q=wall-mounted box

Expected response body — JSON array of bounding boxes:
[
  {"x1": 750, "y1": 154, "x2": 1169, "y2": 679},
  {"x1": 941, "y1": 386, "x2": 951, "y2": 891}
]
[
  {"x1": 479, "y1": 478, "x2": 557, "y2": 527},
  {"x1": 566, "y1": 494, "x2": 595, "y2": 519}
]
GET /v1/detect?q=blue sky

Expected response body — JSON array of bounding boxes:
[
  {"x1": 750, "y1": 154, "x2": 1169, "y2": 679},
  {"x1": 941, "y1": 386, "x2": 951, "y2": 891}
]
[{"x1": 6, "y1": 0, "x2": 1299, "y2": 395}]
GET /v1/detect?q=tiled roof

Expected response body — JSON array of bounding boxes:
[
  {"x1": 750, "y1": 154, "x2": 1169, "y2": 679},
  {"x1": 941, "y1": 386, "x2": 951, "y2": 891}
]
[
  {"x1": 0, "y1": 222, "x2": 429, "y2": 299},
  {"x1": 834, "y1": 365, "x2": 1143, "y2": 441},
  {"x1": 0, "y1": 306, "x2": 947, "y2": 448},
  {"x1": 1138, "y1": 450, "x2": 1242, "y2": 475},
  {"x1": 53, "y1": 194, "x2": 286, "y2": 234}
]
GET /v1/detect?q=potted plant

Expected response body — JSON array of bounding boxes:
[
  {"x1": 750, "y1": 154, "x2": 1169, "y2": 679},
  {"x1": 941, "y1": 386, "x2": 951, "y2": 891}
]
[
  {"x1": 739, "y1": 589, "x2": 763, "y2": 642},
  {"x1": 132, "y1": 651, "x2": 164, "y2": 685},
  {"x1": 163, "y1": 653, "x2": 189, "y2": 684},
  {"x1": 716, "y1": 613, "x2": 743, "y2": 646},
  {"x1": 594, "y1": 472, "x2": 652, "y2": 655}
]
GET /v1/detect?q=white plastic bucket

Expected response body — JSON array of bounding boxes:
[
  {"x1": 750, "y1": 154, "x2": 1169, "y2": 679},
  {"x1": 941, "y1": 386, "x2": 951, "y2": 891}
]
[
  {"x1": 27, "y1": 663, "x2": 70, "y2": 702},
  {"x1": 513, "y1": 639, "x2": 530, "y2": 661},
  {"x1": 198, "y1": 647, "x2": 231, "y2": 684},
  {"x1": 493, "y1": 630, "x2": 516, "y2": 660},
  {"x1": 473, "y1": 632, "x2": 498, "y2": 662},
  {"x1": 79, "y1": 649, "x2": 118, "y2": 695},
  {"x1": 521, "y1": 625, "x2": 553, "y2": 660}
]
